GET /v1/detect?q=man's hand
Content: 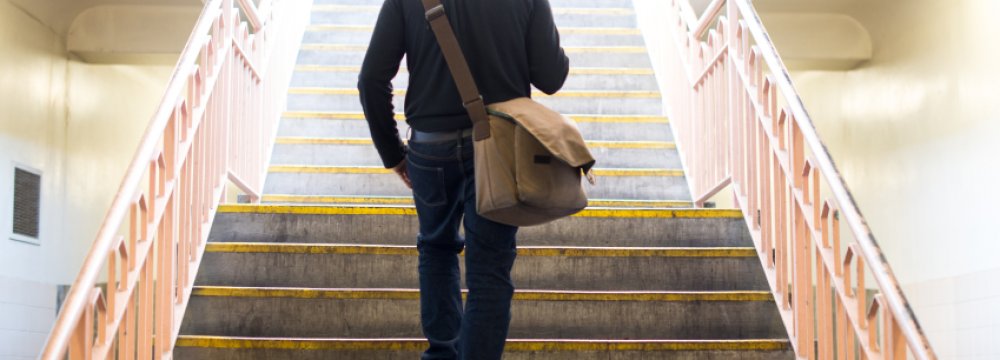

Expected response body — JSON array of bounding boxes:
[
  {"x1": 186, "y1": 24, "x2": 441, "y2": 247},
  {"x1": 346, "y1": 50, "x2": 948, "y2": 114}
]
[{"x1": 392, "y1": 159, "x2": 412, "y2": 189}]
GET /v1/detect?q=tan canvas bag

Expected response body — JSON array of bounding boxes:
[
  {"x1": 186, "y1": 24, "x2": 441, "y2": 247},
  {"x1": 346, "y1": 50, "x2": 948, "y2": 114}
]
[{"x1": 422, "y1": 0, "x2": 596, "y2": 226}]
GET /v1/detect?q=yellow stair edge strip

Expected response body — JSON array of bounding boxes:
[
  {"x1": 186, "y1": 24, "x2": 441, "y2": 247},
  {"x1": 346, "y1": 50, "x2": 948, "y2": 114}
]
[
  {"x1": 295, "y1": 65, "x2": 654, "y2": 76},
  {"x1": 301, "y1": 43, "x2": 647, "y2": 53},
  {"x1": 261, "y1": 195, "x2": 693, "y2": 208},
  {"x1": 275, "y1": 137, "x2": 676, "y2": 149},
  {"x1": 311, "y1": 5, "x2": 637, "y2": 16},
  {"x1": 191, "y1": 286, "x2": 773, "y2": 302},
  {"x1": 264, "y1": 195, "x2": 416, "y2": 205},
  {"x1": 307, "y1": 25, "x2": 641, "y2": 35},
  {"x1": 268, "y1": 165, "x2": 684, "y2": 177},
  {"x1": 217, "y1": 204, "x2": 742, "y2": 219},
  {"x1": 205, "y1": 242, "x2": 757, "y2": 258},
  {"x1": 176, "y1": 336, "x2": 790, "y2": 351},
  {"x1": 288, "y1": 87, "x2": 661, "y2": 98},
  {"x1": 281, "y1": 111, "x2": 669, "y2": 124}
]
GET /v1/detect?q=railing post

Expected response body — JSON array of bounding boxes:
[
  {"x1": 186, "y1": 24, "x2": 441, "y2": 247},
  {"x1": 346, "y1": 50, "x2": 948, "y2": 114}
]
[{"x1": 720, "y1": 1, "x2": 742, "y2": 205}]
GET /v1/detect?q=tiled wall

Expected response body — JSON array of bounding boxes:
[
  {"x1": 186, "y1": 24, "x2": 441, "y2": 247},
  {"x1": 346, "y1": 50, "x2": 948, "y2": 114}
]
[
  {"x1": 0, "y1": 275, "x2": 56, "y2": 360},
  {"x1": 905, "y1": 267, "x2": 1000, "y2": 360}
]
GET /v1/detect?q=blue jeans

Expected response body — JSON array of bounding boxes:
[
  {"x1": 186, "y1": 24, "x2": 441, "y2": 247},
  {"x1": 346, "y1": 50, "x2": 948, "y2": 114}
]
[{"x1": 406, "y1": 135, "x2": 519, "y2": 360}]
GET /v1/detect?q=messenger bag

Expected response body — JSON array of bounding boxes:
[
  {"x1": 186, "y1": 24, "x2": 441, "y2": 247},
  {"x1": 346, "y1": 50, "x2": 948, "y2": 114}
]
[{"x1": 421, "y1": 0, "x2": 597, "y2": 226}]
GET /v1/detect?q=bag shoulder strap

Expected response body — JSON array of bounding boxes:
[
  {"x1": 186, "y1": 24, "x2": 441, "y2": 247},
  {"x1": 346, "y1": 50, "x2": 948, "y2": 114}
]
[{"x1": 421, "y1": 0, "x2": 491, "y2": 140}]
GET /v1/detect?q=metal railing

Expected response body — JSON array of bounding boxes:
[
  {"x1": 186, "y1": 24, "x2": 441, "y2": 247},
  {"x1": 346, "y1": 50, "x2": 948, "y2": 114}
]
[
  {"x1": 661, "y1": 0, "x2": 938, "y2": 359},
  {"x1": 39, "y1": 0, "x2": 309, "y2": 358}
]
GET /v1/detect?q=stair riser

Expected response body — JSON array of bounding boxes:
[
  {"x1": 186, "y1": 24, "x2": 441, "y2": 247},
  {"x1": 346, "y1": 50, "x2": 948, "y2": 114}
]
[
  {"x1": 290, "y1": 72, "x2": 659, "y2": 91},
  {"x1": 262, "y1": 172, "x2": 689, "y2": 200},
  {"x1": 302, "y1": 31, "x2": 644, "y2": 47},
  {"x1": 208, "y1": 213, "x2": 752, "y2": 247},
  {"x1": 310, "y1": 12, "x2": 639, "y2": 28},
  {"x1": 195, "y1": 251, "x2": 768, "y2": 291},
  {"x1": 181, "y1": 296, "x2": 786, "y2": 339},
  {"x1": 286, "y1": 93, "x2": 663, "y2": 116},
  {"x1": 314, "y1": 0, "x2": 637, "y2": 8},
  {"x1": 270, "y1": 143, "x2": 682, "y2": 169},
  {"x1": 175, "y1": 347, "x2": 793, "y2": 360},
  {"x1": 277, "y1": 119, "x2": 675, "y2": 142},
  {"x1": 297, "y1": 50, "x2": 653, "y2": 68}
]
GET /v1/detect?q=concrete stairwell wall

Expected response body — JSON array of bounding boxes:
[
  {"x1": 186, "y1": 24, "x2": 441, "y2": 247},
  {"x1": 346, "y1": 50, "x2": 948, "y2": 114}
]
[{"x1": 0, "y1": 1, "x2": 196, "y2": 357}]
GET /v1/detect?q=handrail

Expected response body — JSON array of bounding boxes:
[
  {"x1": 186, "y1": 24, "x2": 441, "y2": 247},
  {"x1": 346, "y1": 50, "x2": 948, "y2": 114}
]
[
  {"x1": 661, "y1": 0, "x2": 938, "y2": 359},
  {"x1": 692, "y1": 0, "x2": 725, "y2": 38},
  {"x1": 39, "y1": 0, "x2": 311, "y2": 358}
]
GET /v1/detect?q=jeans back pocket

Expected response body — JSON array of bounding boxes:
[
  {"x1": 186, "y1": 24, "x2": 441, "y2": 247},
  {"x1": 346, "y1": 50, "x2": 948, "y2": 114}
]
[{"x1": 407, "y1": 160, "x2": 448, "y2": 207}]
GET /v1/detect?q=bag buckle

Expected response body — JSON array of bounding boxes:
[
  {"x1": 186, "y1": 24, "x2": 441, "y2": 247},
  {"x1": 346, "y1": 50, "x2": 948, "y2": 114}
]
[
  {"x1": 425, "y1": 5, "x2": 445, "y2": 21},
  {"x1": 463, "y1": 95, "x2": 484, "y2": 110}
]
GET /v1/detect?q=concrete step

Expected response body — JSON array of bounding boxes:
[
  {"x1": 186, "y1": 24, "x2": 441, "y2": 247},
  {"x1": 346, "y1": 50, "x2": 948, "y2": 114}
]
[
  {"x1": 290, "y1": 67, "x2": 660, "y2": 91},
  {"x1": 260, "y1": 195, "x2": 693, "y2": 208},
  {"x1": 196, "y1": 243, "x2": 769, "y2": 291},
  {"x1": 285, "y1": 88, "x2": 663, "y2": 115},
  {"x1": 302, "y1": 26, "x2": 644, "y2": 47},
  {"x1": 310, "y1": 5, "x2": 640, "y2": 28},
  {"x1": 296, "y1": 45, "x2": 653, "y2": 68},
  {"x1": 180, "y1": 287, "x2": 787, "y2": 339},
  {"x1": 270, "y1": 137, "x2": 682, "y2": 169},
  {"x1": 262, "y1": 166, "x2": 690, "y2": 200},
  {"x1": 277, "y1": 112, "x2": 676, "y2": 142},
  {"x1": 207, "y1": 205, "x2": 753, "y2": 247},
  {"x1": 313, "y1": 0, "x2": 638, "y2": 9},
  {"x1": 175, "y1": 337, "x2": 795, "y2": 360}
]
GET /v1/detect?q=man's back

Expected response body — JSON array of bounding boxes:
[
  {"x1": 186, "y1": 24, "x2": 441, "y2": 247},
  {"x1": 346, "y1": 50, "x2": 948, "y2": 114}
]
[
  {"x1": 359, "y1": 0, "x2": 569, "y2": 168},
  {"x1": 357, "y1": 1, "x2": 569, "y2": 359}
]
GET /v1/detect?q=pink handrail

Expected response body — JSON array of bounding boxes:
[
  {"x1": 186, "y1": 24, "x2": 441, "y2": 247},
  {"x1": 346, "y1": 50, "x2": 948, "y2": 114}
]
[
  {"x1": 38, "y1": 0, "x2": 310, "y2": 358},
  {"x1": 662, "y1": 0, "x2": 938, "y2": 359}
]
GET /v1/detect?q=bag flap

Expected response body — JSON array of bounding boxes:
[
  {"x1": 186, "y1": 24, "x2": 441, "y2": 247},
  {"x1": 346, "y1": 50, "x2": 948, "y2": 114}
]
[{"x1": 488, "y1": 97, "x2": 596, "y2": 170}]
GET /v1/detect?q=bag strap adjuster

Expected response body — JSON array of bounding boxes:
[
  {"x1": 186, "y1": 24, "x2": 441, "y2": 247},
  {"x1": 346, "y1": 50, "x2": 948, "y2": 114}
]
[{"x1": 425, "y1": 5, "x2": 445, "y2": 21}]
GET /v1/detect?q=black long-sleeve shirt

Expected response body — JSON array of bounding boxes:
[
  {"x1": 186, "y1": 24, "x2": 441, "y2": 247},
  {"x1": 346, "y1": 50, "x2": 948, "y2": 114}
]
[{"x1": 358, "y1": 0, "x2": 570, "y2": 168}]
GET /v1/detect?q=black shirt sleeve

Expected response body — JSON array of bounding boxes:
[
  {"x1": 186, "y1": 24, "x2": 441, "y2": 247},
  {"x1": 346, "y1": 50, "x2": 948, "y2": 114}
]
[
  {"x1": 358, "y1": 0, "x2": 407, "y2": 168},
  {"x1": 526, "y1": 0, "x2": 570, "y2": 95}
]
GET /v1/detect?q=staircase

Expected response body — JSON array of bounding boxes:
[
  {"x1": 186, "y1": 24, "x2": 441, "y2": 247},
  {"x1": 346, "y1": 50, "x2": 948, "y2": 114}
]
[{"x1": 174, "y1": 0, "x2": 793, "y2": 358}]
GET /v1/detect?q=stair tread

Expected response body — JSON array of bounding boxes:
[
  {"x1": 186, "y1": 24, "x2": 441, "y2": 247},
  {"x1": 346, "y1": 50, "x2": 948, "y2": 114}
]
[
  {"x1": 275, "y1": 136, "x2": 676, "y2": 147},
  {"x1": 267, "y1": 164, "x2": 683, "y2": 176},
  {"x1": 300, "y1": 43, "x2": 648, "y2": 52},
  {"x1": 294, "y1": 66, "x2": 656, "y2": 74},
  {"x1": 306, "y1": 25, "x2": 642, "y2": 33},
  {"x1": 176, "y1": 335, "x2": 792, "y2": 351},
  {"x1": 282, "y1": 111, "x2": 668, "y2": 121},
  {"x1": 218, "y1": 204, "x2": 739, "y2": 218},
  {"x1": 192, "y1": 286, "x2": 772, "y2": 300},
  {"x1": 205, "y1": 242, "x2": 756, "y2": 256},
  {"x1": 259, "y1": 195, "x2": 692, "y2": 208}
]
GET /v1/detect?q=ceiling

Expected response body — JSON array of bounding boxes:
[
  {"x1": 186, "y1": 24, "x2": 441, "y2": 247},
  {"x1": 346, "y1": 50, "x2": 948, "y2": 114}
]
[{"x1": 9, "y1": 0, "x2": 202, "y2": 36}]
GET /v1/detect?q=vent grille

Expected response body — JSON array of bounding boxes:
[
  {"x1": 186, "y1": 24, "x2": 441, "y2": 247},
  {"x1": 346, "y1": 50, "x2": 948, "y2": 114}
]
[{"x1": 13, "y1": 168, "x2": 41, "y2": 239}]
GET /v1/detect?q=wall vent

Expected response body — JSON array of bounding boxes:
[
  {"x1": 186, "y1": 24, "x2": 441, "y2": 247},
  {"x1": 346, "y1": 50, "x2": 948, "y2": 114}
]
[{"x1": 12, "y1": 167, "x2": 41, "y2": 241}]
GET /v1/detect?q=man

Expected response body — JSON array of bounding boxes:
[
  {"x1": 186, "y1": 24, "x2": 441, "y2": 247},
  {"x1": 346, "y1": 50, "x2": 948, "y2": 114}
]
[{"x1": 358, "y1": 0, "x2": 568, "y2": 358}]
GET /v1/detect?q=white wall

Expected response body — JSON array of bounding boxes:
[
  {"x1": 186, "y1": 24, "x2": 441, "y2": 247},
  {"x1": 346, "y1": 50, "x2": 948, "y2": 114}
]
[
  {"x1": 0, "y1": 0, "x2": 176, "y2": 357},
  {"x1": 60, "y1": 63, "x2": 174, "y2": 282},
  {"x1": 0, "y1": 2, "x2": 67, "y2": 357}
]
